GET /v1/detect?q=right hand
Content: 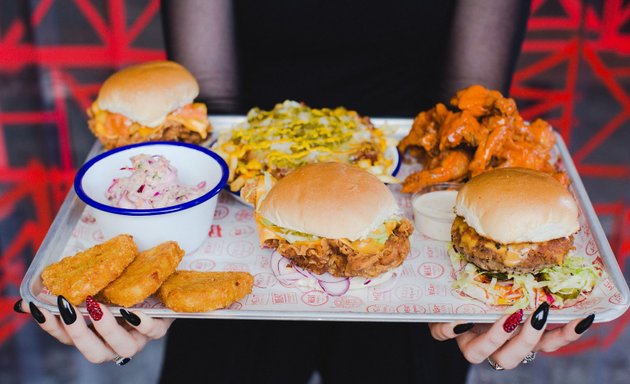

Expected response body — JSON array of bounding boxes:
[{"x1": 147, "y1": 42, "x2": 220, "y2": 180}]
[{"x1": 15, "y1": 296, "x2": 174, "y2": 364}]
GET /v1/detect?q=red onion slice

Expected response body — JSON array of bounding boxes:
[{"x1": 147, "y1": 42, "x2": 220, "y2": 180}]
[
  {"x1": 318, "y1": 279, "x2": 350, "y2": 296},
  {"x1": 269, "y1": 251, "x2": 350, "y2": 295},
  {"x1": 311, "y1": 272, "x2": 348, "y2": 284},
  {"x1": 270, "y1": 251, "x2": 303, "y2": 282}
]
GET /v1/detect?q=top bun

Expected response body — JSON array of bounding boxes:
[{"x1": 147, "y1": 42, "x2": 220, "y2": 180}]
[
  {"x1": 259, "y1": 162, "x2": 400, "y2": 241},
  {"x1": 455, "y1": 168, "x2": 579, "y2": 243},
  {"x1": 96, "y1": 61, "x2": 199, "y2": 127}
]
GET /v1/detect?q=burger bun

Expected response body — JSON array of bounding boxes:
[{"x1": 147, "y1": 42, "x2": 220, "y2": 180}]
[
  {"x1": 259, "y1": 162, "x2": 399, "y2": 241},
  {"x1": 96, "y1": 61, "x2": 199, "y2": 127},
  {"x1": 455, "y1": 167, "x2": 579, "y2": 243}
]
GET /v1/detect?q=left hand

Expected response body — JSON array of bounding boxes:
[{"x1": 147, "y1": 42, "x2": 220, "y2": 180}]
[{"x1": 428, "y1": 303, "x2": 595, "y2": 370}]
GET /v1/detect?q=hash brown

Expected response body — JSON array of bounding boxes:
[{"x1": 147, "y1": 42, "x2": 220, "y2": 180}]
[
  {"x1": 41, "y1": 234, "x2": 138, "y2": 305},
  {"x1": 99, "y1": 241, "x2": 185, "y2": 307},
  {"x1": 157, "y1": 271, "x2": 253, "y2": 312}
]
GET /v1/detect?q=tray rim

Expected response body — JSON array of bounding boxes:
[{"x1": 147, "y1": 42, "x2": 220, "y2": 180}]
[{"x1": 19, "y1": 116, "x2": 630, "y2": 323}]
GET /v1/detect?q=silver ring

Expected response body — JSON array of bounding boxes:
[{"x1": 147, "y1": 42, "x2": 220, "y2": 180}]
[
  {"x1": 521, "y1": 351, "x2": 537, "y2": 364},
  {"x1": 113, "y1": 355, "x2": 131, "y2": 366},
  {"x1": 487, "y1": 358, "x2": 504, "y2": 371}
]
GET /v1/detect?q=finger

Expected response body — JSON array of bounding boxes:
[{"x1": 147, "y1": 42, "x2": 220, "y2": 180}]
[
  {"x1": 536, "y1": 314, "x2": 595, "y2": 353},
  {"x1": 429, "y1": 322, "x2": 475, "y2": 341},
  {"x1": 26, "y1": 301, "x2": 74, "y2": 345},
  {"x1": 491, "y1": 303, "x2": 550, "y2": 370},
  {"x1": 119, "y1": 309, "x2": 174, "y2": 340},
  {"x1": 86, "y1": 297, "x2": 140, "y2": 358},
  {"x1": 57, "y1": 295, "x2": 116, "y2": 364},
  {"x1": 457, "y1": 309, "x2": 524, "y2": 364},
  {"x1": 128, "y1": 329, "x2": 150, "y2": 350}
]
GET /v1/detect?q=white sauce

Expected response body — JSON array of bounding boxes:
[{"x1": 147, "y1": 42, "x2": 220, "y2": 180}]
[{"x1": 412, "y1": 190, "x2": 458, "y2": 241}]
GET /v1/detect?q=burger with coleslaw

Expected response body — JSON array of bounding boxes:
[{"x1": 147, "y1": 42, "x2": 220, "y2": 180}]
[{"x1": 449, "y1": 167, "x2": 600, "y2": 310}]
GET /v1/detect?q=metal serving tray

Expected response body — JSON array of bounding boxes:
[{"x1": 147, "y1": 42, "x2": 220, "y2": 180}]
[{"x1": 19, "y1": 117, "x2": 630, "y2": 323}]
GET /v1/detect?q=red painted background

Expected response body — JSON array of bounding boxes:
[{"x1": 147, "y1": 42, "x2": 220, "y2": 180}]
[{"x1": 1, "y1": 0, "x2": 629, "y2": 355}]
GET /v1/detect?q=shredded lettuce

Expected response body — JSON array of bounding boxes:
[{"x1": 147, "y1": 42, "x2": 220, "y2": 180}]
[
  {"x1": 538, "y1": 255, "x2": 600, "y2": 306},
  {"x1": 261, "y1": 216, "x2": 401, "y2": 247},
  {"x1": 259, "y1": 217, "x2": 320, "y2": 242},
  {"x1": 448, "y1": 246, "x2": 601, "y2": 311}
]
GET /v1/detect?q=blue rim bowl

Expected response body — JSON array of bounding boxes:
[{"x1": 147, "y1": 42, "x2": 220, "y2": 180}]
[{"x1": 74, "y1": 141, "x2": 229, "y2": 216}]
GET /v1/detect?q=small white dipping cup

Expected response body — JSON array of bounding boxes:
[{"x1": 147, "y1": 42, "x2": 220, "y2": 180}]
[
  {"x1": 411, "y1": 182, "x2": 462, "y2": 242},
  {"x1": 74, "y1": 142, "x2": 228, "y2": 254}
]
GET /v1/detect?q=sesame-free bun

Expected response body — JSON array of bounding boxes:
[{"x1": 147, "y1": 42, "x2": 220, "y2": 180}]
[
  {"x1": 259, "y1": 162, "x2": 400, "y2": 241},
  {"x1": 96, "y1": 61, "x2": 199, "y2": 127},
  {"x1": 454, "y1": 168, "x2": 579, "y2": 244}
]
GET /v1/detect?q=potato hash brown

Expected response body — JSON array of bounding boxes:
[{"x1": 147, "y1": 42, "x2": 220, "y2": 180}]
[
  {"x1": 99, "y1": 241, "x2": 185, "y2": 307},
  {"x1": 41, "y1": 237, "x2": 253, "y2": 312},
  {"x1": 158, "y1": 271, "x2": 254, "y2": 312},
  {"x1": 41, "y1": 234, "x2": 138, "y2": 305}
]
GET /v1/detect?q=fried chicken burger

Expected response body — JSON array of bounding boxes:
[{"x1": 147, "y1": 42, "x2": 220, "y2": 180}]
[
  {"x1": 450, "y1": 168, "x2": 600, "y2": 309},
  {"x1": 256, "y1": 162, "x2": 414, "y2": 278},
  {"x1": 88, "y1": 61, "x2": 212, "y2": 149}
]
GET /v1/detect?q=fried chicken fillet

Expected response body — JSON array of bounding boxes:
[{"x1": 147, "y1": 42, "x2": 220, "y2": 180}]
[
  {"x1": 265, "y1": 219, "x2": 413, "y2": 278},
  {"x1": 257, "y1": 162, "x2": 414, "y2": 278},
  {"x1": 158, "y1": 271, "x2": 254, "y2": 312},
  {"x1": 41, "y1": 234, "x2": 138, "y2": 305},
  {"x1": 99, "y1": 241, "x2": 185, "y2": 307}
]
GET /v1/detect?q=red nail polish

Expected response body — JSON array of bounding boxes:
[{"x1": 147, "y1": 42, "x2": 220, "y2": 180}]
[
  {"x1": 503, "y1": 309, "x2": 523, "y2": 333},
  {"x1": 86, "y1": 296, "x2": 103, "y2": 321}
]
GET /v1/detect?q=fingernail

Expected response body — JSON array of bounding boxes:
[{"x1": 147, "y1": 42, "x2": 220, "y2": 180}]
[
  {"x1": 530, "y1": 302, "x2": 550, "y2": 331},
  {"x1": 503, "y1": 309, "x2": 524, "y2": 333},
  {"x1": 29, "y1": 302, "x2": 46, "y2": 324},
  {"x1": 120, "y1": 309, "x2": 141, "y2": 326},
  {"x1": 86, "y1": 296, "x2": 103, "y2": 321},
  {"x1": 57, "y1": 295, "x2": 77, "y2": 325},
  {"x1": 14, "y1": 299, "x2": 26, "y2": 314},
  {"x1": 453, "y1": 323, "x2": 474, "y2": 335},
  {"x1": 575, "y1": 314, "x2": 595, "y2": 335},
  {"x1": 118, "y1": 357, "x2": 131, "y2": 366}
]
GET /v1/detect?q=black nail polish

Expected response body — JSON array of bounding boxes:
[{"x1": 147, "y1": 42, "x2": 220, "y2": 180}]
[
  {"x1": 120, "y1": 309, "x2": 141, "y2": 326},
  {"x1": 530, "y1": 302, "x2": 550, "y2": 331},
  {"x1": 14, "y1": 299, "x2": 26, "y2": 314},
  {"x1": 57, "y1": 296, "x2": 77, "y2": 325},
  {"x1": 118, "y1": 357, "x2": 131, "y2": 366},
  {"x1": 453, "y1": 323, "x2": 474, "y2": 335},
  {"x1": 29, "y1": 302, "x2": 46, "y2": 324},
  {"x1": 575, "y1": 314, "x2": 595, "y2": 335}
]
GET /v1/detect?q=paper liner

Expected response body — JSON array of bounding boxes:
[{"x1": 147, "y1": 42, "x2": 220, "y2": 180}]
[{"x1": 41, "y1": 161, "x2": 626, "y2": 320}]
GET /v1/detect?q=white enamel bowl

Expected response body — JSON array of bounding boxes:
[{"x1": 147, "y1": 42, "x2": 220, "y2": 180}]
[{"x1": 74, "y1": 142, "x2": 228, "y2": 254}]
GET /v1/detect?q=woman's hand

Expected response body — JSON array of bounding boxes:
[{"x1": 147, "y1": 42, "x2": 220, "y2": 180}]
[
  {"x1": 428, "y1": 302, "x2": 595, "y2": 370},
  {"x1": 14, "y1": 296, "x2": 174, "y2": 365}
]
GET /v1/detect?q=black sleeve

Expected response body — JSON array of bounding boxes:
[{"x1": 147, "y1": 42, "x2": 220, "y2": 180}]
[
  {"x1": 161, "y1": 0, "x2": 240, "y2": 113},
  {"x1": 440, "y1": 0, "x2": 531, "y2": 99}
]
